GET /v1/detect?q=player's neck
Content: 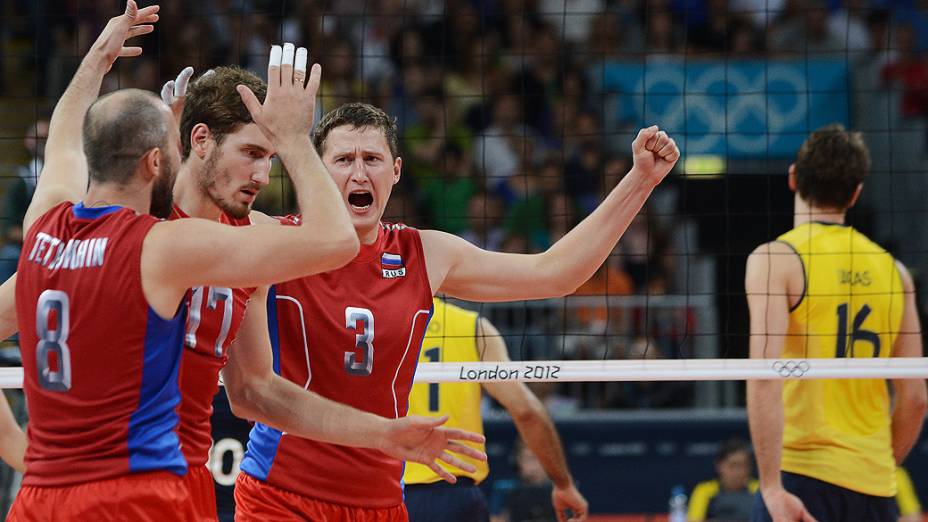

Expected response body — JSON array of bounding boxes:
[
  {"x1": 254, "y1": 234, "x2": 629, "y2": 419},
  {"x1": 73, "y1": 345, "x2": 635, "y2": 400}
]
[
  {"x1": 358, "y1": 223, "x2": 380, "y2": 245},
  {"x1": 174, "y1": 163, "x2": 223, "y2": 221},
  {"x1": 84, "y1": 182, "x2": 149, "y2": 215},
  {"x1": 794, "y1": 196, "x2": 846, "y2": 227}
]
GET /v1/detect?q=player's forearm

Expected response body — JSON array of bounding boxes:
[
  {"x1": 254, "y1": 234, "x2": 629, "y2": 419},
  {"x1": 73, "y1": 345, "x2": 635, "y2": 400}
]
[
  {"x1": 891, "y1": 383, "x2": 927, "y2": 464},
  {"x1": 0, "y1": 397, "x2": 25, "y2": 473},
  {"x1": 277, "y1": 137, "x2": 357, "y2": 250},
  {"x1": 230, "y1": 373, "x2": 387, "y2": 450},
  {"x1": 747, "y1": 380, "x2": 785, "y2": 492},
  {"x1": 540, "y1": 167, "x2": 658, "y2": 294},
  {"x1": 511, "y1": 403, "x2": 573, "y2": 488}
]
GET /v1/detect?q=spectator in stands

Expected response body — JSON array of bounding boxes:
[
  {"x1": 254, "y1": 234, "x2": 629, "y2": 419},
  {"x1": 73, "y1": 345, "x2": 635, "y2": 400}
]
[
  {"x1": 460, "y1": 191, "x2": 506, "y2": 251},
  {"x1": 769, "y1": 0, "x2": 845, "y2": 55},
  {"x1": 419, "y1": 143, "x2": 476, "y2": 234},
  {"x1": 0, "y1": 115, "x2": 48, "y2": 280},
  {"x1": 687, "y1": 438, "x2": 758, "y2": 522},
  {"x1": 473, "y1": 94, "x2": 542, "y2": 203},
  {"x1": 881, "y1": 24, "x2": 928, "y2": 119}
]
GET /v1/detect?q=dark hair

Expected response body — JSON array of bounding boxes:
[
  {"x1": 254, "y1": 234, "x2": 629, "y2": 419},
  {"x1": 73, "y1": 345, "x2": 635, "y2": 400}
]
[
  {"x1": 716, "y1": 438, "x2": 751, "y2": 464},
  {"x1": 83, "y1": 89, "x2": 168, "y2": 184},
  {"x1": 180, "y1": 66, "x2": 267, "y2": 159},
  {"x1": 795, "y1": 123, "x2": 871, "y2": 209},
  {"x1": 313, "y1": 102, "x2": 399, "y2": 159}
]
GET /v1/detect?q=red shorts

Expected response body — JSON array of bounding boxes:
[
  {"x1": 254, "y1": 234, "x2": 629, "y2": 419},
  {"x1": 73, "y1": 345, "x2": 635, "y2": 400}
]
[
  {"x1": 185, "y1": 464, "x2": 219, "y2": 521},
  {"x1": 234, "y1": 473, "x2": 408, "y2": 522},
  {"x1": 7, "y1": 470, "x2": 196, "y2": 522}
]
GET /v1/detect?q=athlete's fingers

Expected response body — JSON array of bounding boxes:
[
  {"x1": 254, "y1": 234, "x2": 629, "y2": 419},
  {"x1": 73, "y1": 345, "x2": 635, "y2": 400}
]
[
  {"x1": 281, "y1": 43, "x2": 295, "y2": 86},
  {"x1": 438, "y1": 451, "x2": 477, "y2": 473},
  {"x1": 304, "y1": 63, "x2": 322, "y2": 96},
  {"x1": 445, "y1": 441, "x2": 486, "y2": 462},
  {"x1": 439, "y1": 427, "x2": 485, "y2": 445},
  {"x1": 173, "y1": 66, "x2": 195, "y2": 97},
  {"x1": 428, "y1": 461, "x2": 457, "y2": 483},
  {"x1": 267, "y1": 45, "x2": 282, "y2": 87},
  {"x1": 118, "y1": 47, "x2": 143, "y2": 58},
  {"x1": 657, "y1": 138, "x2": 677, "y2": 158},
  {"x1": 133, "y1": 4, "x2": 160, "y2": 25},
  {"x1": 651, "y1": 130, "x2": 669, "y2": 152},
  {"x1": 644, "y1": 128, "x2": 662, "y2": 151},
  {"x1": 632, "y1": 125, "x2": 658, "y2": 154},
  {"x1": 126, "y1": 24, "x2": 154, "y2": 39},
  {"x1": 237, "y1": 85, "x2": 263, "y2": 120},
  {"x1": 160, "y1": 80, "x2": 175, "y2": 105},
  {"x1": 294, "y1": 47, "x2": 308, "y2": 84}
]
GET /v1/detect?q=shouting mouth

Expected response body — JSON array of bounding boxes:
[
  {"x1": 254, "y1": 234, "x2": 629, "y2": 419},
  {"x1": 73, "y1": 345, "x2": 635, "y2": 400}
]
[{"x1": 348, "y1": 190, "x2": 374, "y2": 212}]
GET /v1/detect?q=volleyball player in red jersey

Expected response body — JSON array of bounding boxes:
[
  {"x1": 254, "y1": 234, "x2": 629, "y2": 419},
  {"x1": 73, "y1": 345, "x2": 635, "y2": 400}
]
[
  {"x1": 231, "y1": 102, "x2": 680, "y2": 521},
  {"x1": 161, "y1": 58, "x2": 486, "y2": 521},
  {"x1": 6, "y1": 2, "x2": 378, "y2": 518}
]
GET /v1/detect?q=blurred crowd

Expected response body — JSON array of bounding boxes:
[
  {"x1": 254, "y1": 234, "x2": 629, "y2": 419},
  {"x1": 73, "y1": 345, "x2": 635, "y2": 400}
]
[{"x1": 2, "y1": 0, "x2": 927, "y2": 410}]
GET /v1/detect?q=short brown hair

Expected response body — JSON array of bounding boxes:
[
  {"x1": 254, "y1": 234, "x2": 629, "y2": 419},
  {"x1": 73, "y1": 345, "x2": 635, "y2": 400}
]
[
  {"x1": 313, "y1": 103, "x2": 398, "y2": 158},
  {"x1": 795, "y1": 123, "x2": 871, "y2": 209},
  {"x1": 180, "y1": 66, "x2": 267, "y2": 159}
]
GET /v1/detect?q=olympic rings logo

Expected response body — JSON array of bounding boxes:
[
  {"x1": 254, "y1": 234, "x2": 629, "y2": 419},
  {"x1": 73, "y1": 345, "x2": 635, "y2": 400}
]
[{"x1": 772, "y1": 360, "x2": 811, "y2": 378}]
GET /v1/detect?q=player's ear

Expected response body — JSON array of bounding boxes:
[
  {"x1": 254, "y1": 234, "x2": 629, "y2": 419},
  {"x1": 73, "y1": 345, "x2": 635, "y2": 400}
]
[
  {"x1": 191, "y1": 123, "x2": 212, "y2": 159},
  {"x1": 847, "y1": 183, "x2": 863, "y2": 209},
  {"x1": 787, "y1": 164, "x2": 797, "y2": 192},
  {"x1": 140, "y1": 147, "x2": 161, "y2": 183},
  {"x1": 392, "y1": 156, "x2": 402, "y2": 185}
]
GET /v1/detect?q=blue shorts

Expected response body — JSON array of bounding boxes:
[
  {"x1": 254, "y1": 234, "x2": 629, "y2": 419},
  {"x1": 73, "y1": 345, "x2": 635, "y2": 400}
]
[
  {"x1": 752, "y1": 471, "x2": 898, "y2": 522},
  {"x1": 405, "y1": 478, "x2": 489, "y2": 522}
]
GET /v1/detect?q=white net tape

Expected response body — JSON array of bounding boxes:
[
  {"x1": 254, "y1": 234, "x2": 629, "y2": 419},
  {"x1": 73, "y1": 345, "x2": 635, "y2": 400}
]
[{"x1": 0, "y1": 358, "x2": 925, "y2": 388}]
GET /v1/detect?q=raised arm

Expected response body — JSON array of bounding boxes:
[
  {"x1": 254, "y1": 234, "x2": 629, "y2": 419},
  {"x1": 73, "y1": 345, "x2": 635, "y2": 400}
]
[
  {"x1": 222, "y1": 286, "x2": 486, "y2": 482},
  {"x1": 141, "y1": 44, "x2": 359, "y2": 318},
  {"x1": 890, "y1": 262, "x2": 927, "y2": 465},
  {"x1": 745, "y1": 242, "x2": 815, "y2": 522},
  {"x1": 423, "y1": 126, "x2": 679, "y2": 301},
  {"x1": 478, "y1": 317, "x2": 587, "y2": 522},
  {"x1": 23, "y1": 1, "x2": 159, "y2": 235}
]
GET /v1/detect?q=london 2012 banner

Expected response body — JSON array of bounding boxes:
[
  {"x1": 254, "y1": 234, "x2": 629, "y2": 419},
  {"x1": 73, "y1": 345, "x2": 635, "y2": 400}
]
[{"x1": 600, "y1": 59, "x2": 850, "y2": 158}]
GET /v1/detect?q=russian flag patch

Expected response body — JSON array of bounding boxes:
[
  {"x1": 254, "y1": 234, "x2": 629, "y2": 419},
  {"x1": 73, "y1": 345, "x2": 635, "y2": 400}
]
[{"x1": 381, "y1": 253, "x2": 406, "y2": 278}]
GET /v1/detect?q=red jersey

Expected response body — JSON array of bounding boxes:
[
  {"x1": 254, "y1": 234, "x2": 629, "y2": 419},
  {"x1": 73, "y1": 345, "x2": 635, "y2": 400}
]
[
  {"x1": 15, "y1": 202, "x2": 187, "y2": 487},
  {"x1": 240, "y1": 221, "x2": 434, "y2": 507},
  {"x1": 170, "y1": 204, "x2": 255, "y2": 467}
]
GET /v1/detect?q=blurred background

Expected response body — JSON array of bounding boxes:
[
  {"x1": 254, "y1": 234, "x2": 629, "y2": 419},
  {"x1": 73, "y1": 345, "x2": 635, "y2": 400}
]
[{"x1": 2, "y1": 0, "x2": 928, "y2": 520}]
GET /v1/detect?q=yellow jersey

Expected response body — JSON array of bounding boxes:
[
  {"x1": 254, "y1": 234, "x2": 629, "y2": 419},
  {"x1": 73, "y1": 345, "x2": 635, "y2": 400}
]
[
  {"x1": 896, "y1": 467, "x2": 922, "y2": 516},
  {"x1": 687, "y1": 479, "x2": 759, "y2": 521},
  {"x1": 403, "y1": 298, "x2": 490, "y2": 485},
  {"x1": 777, "y1": 222, "x2": 903, "y2": 497}
]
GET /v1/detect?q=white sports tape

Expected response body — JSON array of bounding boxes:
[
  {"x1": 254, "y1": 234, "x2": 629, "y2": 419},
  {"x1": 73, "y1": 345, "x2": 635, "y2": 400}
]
[
  {"x1": 269, "y1": 45, "x2": 282, "y2": 67},
  {"x1": 282, "y1": 43, "x2": 295, "y2": 66},
  {"x1": 295, "y1": 47, "x2": 308, "y2": 74}
]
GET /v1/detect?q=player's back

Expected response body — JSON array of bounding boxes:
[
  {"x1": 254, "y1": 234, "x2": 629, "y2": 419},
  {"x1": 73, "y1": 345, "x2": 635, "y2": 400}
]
[
  {"x1": 16, "y1": 202, "x2": 187, "y2": 486},
  {"x1": 404, "y1": 298, "x2": 488, "y2": 485},
  {"x1": 776, "y1": 222, "x2": 903, "y2": 496},
  {"x1": 241, "y1": 221, "x2": 433, "y2": 507},
  {"x1": 170, "y1": 204, "x2": 255, "y2": 468}
]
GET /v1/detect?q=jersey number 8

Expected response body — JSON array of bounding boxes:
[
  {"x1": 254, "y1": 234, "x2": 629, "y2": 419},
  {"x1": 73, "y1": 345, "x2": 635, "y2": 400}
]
[{"x1": 36, "y1": 290, "x2": 72, "y2": 392}]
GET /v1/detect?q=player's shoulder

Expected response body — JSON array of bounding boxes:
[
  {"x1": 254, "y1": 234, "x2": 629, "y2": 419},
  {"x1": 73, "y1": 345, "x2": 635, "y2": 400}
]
[{"x1": 248, "y1": 209, "x2": 282, "y2": 226}]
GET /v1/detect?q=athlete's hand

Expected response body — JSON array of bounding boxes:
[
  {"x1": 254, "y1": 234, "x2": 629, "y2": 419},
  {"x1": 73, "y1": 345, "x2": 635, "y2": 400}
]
[
  {"x1": 762, "y1": 487, "x2": 818, "y2": 522},
  {"x1": 238, "y1": 43, "x2": 320, "y2": 147},
  {"x1": 377, "y1": 415, "x2": 487, "y2": 483},
  {"x1": 552, "y1": 483, "x2": 588, "y2": 522},
  {"x1": 161, "y1": 66, "x2": 196, "y2": 122},
  {"x1": 630, "y1": 125, "x2": 679, "y2": 186},
  {"x1": 89, "y1": 0, "x2": 159, "y2": 73}
]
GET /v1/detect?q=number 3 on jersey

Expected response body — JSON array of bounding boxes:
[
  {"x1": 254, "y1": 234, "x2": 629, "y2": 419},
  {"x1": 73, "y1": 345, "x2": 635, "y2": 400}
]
[
  {"x1": 36, "y1": 290, "x2": 72, "y2": 391},
  {"x1": 186, "y1": 286, "x2": 233, "y2": 357},
  {"x1": 345, "y1": 307, "x2": 374, "y2": 376}
]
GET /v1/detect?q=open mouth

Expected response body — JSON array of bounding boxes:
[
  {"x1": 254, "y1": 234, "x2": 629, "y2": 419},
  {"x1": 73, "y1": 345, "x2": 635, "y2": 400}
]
[{"x1": 348, "y1": 191, "x2": 373, "y2": 211}]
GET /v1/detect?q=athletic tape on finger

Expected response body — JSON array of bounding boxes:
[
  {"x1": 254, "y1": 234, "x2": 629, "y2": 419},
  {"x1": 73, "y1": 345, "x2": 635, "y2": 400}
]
[
  {"x1": 173, "y1": 66, "x2": 194, "y2": 97},
  {"x1": 295, "y1": 47, "x2": 308, "y2": 75},
  {"x1": 269, "y1": 45, "x2": 282, "y2": 67},
  {"x1": 282, "y1": 43, "x2": 295, "y2": 66},
  {"x1": 160, "y1": 81, "x2": 174, "y2": 105}
]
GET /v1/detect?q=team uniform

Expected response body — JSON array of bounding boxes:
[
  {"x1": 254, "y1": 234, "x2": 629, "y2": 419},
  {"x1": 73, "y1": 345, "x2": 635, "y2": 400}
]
[
  {"x1": 170, "y1": 205, "x2": 255, "y2": 521},
  {"x1": 236, "y1": 221, "x2": 433, "y2": 521},
  {"x1": 687, "y1": 478, "x2": 758, "y2": 521},
  {"x1": 404, "y1": 298, "x2": 490, "y2": 522},
  {"x1": 10, "y1": 202, "x2": 194, "y2": 521},
  {"x1": 753, "y1": 222, "x2": 904, "y2": 522}
]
